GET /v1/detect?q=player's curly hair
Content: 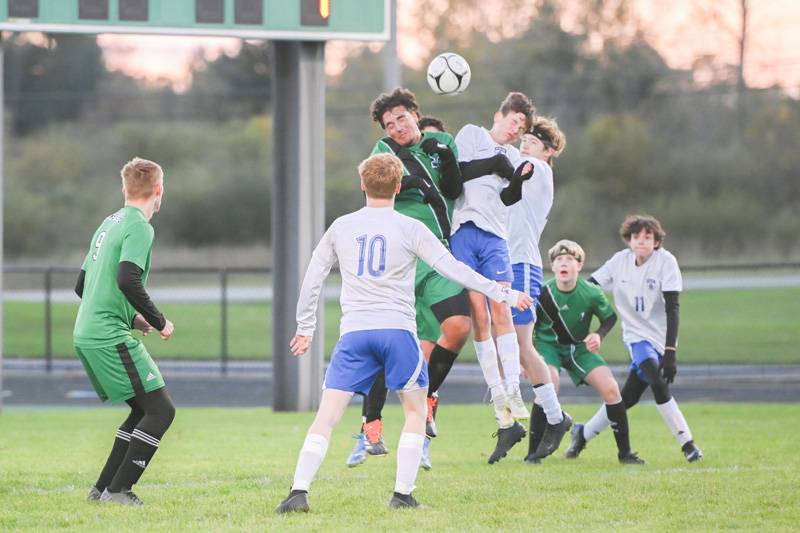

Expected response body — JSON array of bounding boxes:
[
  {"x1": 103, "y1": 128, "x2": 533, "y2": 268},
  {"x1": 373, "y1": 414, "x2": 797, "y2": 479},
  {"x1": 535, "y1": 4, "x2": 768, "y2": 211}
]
[
  {"x1": 358, "y1": 153, "x2": 403, "y2": 199},
  {"x1": 620, "y1": 215, "x2": 667, "y2": 248},
  {"x1": 121, "y1": 157, "x2": 163, "y2": 200},
  {"x1": 498, "y1": 92, "x2": 535, "y2": 130},
  {"x1": 370, "y1": 88, "x2": 419, "y2": 128}
]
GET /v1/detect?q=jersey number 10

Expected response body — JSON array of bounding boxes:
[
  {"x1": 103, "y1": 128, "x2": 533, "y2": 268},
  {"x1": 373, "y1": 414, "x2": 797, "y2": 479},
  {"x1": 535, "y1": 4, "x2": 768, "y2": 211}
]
[{"x1": 356, "y1": 234, "x2": 387, "y2": 277}]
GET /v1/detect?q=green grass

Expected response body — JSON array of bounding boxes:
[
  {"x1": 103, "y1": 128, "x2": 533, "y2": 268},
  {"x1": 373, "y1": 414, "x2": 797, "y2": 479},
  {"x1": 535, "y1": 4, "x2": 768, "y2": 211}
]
[
  {"x1": 4, "y1": 286, "x2": 799, "y2": 363},
  {"x1": 0, "y1": 404, "x2": 797, "y2": 531}
]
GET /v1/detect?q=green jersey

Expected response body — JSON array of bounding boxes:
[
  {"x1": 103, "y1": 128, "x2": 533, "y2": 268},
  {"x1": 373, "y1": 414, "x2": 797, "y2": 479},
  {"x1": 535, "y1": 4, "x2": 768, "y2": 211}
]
[
  {"x1": 73, "y1": 206, "x2": 154, "y2": 348},
  {"x1": 534, "y1": 278, "x2": 615, "y2": 346},
  {"x1": 371, "y1": 130, "x2": 458, "y2": 243}
]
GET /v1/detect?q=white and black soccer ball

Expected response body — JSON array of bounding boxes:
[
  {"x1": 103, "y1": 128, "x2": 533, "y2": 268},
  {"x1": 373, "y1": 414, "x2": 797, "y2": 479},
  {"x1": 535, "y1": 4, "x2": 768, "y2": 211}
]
[{"x1": 426, "y1": 52, "x2": 471, "y2": 95}]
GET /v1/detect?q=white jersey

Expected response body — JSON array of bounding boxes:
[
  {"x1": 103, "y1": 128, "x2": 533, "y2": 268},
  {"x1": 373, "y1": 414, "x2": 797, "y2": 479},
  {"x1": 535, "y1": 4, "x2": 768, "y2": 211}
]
[
  {"x1": 507, "y1": 157, "x2": 554, "y2": 267},
  {"x1": 452, "y1": 124, "x2": 522, "y2": 240},
  {"x1": 591, "y1": 248, "x2": 683, "y2": 354},
  {"x1": 296, "y1": 206, "x2": 515, "y2": 337}
]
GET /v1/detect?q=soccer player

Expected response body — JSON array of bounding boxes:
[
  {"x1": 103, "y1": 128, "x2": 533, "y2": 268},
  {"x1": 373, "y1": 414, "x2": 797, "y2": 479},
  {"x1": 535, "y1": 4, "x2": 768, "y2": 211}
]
[
  {"x1": 418, "y1": 115, "x2": 447, "y2": 133},
  {"x1": 506, "y1": 116, "x2": 574, "y2": 461},
  {"x1": 529, "y1": 240, "x2": 644, "y2": 465},
  {"x1": 73, "y1": 157, "x2": 176, "y2": 506},
  {"x1": 566, "y1": 215, "x2": 703, "y2": 462},
  {"x1": 452, "y1": 93, "x2": 569, "y2": 463},
  {"x1": 346, "y1": 90, "x2": 470, "y2": 469},
  {"x1": 275, "y1": 153, "x2": 532, "y2": 513}
]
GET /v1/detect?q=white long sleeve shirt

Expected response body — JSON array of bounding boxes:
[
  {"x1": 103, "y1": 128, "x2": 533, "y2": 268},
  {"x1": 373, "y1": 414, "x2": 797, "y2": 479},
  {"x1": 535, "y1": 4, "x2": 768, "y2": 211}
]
[
  {"x1": 296, "y1": 206, "x2": 516, "y2": 337},
  {"x1": 507, "y1": 156, "x2": 554, "y2": 267}
]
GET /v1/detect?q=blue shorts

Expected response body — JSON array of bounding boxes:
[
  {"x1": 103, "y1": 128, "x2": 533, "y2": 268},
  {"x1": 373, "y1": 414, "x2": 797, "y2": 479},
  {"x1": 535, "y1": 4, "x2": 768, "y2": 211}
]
[
  {"x1": 511, "y1": 263, "x2": 543, "y2": 325},
  {"x1": 450, "y1": 222, "x2": 513, "y2": 282},
  {"x1": 627, "y1": 340, "x2": 662, "y2": 382},
  {"x1": 324, "y1": 329, "x2": 428, "y2": 395}
]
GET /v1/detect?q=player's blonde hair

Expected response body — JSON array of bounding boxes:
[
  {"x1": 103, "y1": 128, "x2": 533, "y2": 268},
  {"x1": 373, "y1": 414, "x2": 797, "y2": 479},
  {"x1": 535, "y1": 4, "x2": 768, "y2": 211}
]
[
  {"x1": 358, "y1": 153, "x2": 403, "y2": 199},
  {"x1": 121, "y1": 157, "x2": 163, "y2": 200},
  {"x1": 529, "y1": 116, "x2": 566, "y2": 160},
  {"x1": 548, "y1": 239, "x2": 585, "y2": 264}
]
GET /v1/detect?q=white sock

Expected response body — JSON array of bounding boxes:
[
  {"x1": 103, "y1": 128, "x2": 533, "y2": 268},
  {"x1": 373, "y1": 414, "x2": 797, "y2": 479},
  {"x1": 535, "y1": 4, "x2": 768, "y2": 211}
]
[
  {"x1": 495, "y1": 333, "x2": 521, "y2": 390},
  {"x1": 474, "y1": 339, "x2": 506, "y2": 401},
  {"x1": 583, "y1": 404, "x2": 611, "y2": 442},
  {"x1": 395, "y1": 432, "x2": 425, "y2": 495},
  {"x1": 656, "y1": 397, "x2": 693, "y2": 446},
  {"x1": 532, "y1": 383, "x2": 563, "y2": 425},
  {"x1": 291, "y1": 433, "x2": 329, "y2": 492}
]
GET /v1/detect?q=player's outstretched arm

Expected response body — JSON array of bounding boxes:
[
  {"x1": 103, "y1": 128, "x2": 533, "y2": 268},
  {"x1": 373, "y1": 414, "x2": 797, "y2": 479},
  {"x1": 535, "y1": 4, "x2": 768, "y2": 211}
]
[
  {"x1": 294, "y1": 227, "x2": 337, "y2": 341},
  {"x1": 420, "y1": 138, "x2": 462, "y2": 199},
  {"x1": 499, "y1": 161, "x2": 534, "y2": 206},
  {"x1": 459, "y1": 154, "x2": 514, "y2": 183}
]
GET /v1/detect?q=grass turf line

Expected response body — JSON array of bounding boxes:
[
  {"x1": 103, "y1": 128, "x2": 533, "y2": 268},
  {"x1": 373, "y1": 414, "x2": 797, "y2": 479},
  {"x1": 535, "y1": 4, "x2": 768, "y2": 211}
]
[{"x1": 0, "y1": 403, "x2": 797, "y2": 531}]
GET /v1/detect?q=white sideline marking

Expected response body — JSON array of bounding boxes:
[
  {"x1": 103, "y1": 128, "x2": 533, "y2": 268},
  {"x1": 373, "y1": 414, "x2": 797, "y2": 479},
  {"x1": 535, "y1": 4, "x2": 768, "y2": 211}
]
[{"x1": 65, "y1": 390, "x2": 97, "y2": 399}]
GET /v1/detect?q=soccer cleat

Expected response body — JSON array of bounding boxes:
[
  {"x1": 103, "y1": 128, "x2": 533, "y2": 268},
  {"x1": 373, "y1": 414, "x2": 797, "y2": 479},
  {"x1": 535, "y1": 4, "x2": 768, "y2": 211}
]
[
  {"x1": 491, "y1": 393, "x2": 514, "y2": 429},
  {"x1": 87, "y1": 486, "x2": 102, "y2": 501},
  {"x1": 420, "y1": 437, "x2": 432, "y2": 471},
  {"x1": 618, "y1": 451, "x2": 646, "y2": 465},
  {"x1": 275, "y1": 490, "x2": 310, "y2": 514},
  {"x1": 363, "y1": 419, "x2": 388, "y2": 456},
  {"x1": 389, "y1": 492, "x2": 421, "y2": 509},
  {"x1": 99, "y1": 488, "x2": 144, "y2": 507},
  {"x1": 564, "y1": 423, "x2": 587, "y2": 459},
  {"x1": 533, "y1": 412, "x2": 573, "y2": 459},
  {"x1": 507, "y1": 386, "x2": 530, "y2": 420},
  {"x1": 683, "y1": 441, "x2": 703, "y2": 463},
  {"x1": 488, "y1": 421, "x2": 527, "y2": 464},
  {"x1": 346, "y1": 433, "x2": 367, "y2": 467},
  {"x1": 523, "y1": 454, "x2": 542, "y2": 465},
  {"x1": 426, "y1": 394, "x2": 439, "y2": 438}
]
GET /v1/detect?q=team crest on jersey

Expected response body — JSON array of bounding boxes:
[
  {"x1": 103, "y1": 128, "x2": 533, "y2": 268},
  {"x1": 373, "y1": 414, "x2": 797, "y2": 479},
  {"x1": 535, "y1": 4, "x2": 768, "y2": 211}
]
[
  {"x1": 430, "y1": 153, "x2": 441, "y2": 169},
  {"x1": 107, "y1": 212, "x2": 124, "y2": 223},
  {"x1": 494, "y1": 146, "x2": 507, "y2": 155},
  {"x1": 646, "y1": 278, "x2": 657, "y2": 290}
]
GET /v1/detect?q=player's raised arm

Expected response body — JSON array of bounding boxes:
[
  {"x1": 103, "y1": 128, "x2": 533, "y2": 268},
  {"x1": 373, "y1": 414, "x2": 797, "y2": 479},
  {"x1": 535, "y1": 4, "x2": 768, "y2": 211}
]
[
  {"x1": 411, "y1": 221, "x2": 532, "y2": 309},
  {"x1": 293, "y1": 225, "x2": 338, "y2": 352}
]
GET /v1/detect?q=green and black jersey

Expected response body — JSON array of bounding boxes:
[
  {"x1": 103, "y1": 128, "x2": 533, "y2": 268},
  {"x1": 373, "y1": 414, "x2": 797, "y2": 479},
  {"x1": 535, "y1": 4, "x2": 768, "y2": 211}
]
[
  {"x1": 371, "y1": 131, "x2": 458, "y2": 244},
  {"x1": 73, "y1": 206, "x2": 154, "y2": 348},
  {"x1": 535, "y1": 278, "x2": 616, "y2": 346}
]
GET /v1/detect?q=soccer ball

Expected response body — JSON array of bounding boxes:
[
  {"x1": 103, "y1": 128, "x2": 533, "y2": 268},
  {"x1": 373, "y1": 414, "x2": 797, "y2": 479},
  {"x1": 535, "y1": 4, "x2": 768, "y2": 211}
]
[{"x1": 427, "y1": 52, "x2": 471, "y2": 95}]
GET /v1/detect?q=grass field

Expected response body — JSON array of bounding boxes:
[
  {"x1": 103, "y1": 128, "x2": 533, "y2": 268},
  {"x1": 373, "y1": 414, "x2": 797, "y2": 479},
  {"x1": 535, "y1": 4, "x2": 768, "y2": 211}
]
[
  {"x1": 5, "y1": 286, "x2": 799, "y2": 364},
  {"x1": 0, "y1": 403, "x2": 796, "y2": 531}
]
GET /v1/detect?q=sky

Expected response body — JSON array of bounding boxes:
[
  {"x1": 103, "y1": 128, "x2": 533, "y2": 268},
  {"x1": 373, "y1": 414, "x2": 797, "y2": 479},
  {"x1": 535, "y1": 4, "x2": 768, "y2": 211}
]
[{"x1": 95, "y1": 0, "x2": 800, "y2": 93}]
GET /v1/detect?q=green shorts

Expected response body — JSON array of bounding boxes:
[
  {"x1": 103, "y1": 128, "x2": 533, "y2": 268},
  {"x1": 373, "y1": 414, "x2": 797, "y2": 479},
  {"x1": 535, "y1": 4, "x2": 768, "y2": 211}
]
[
  {"x1": 75, "y1": 338, "x2": 165, "y2": 404},
  {"x1": 534, "y1": 341, "x2": 607, "y2": 386},
  {"x1": 415, "y1": 260, "x2": 468, "y2": 342}
]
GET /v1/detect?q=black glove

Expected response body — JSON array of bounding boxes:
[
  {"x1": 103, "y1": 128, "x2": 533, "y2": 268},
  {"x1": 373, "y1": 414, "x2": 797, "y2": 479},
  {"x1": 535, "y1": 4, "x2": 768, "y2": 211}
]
[
  {"x1": 494, "y1": 154, "x2": 515, "y2": 180},
  {"x1": 512, "y1": 161, "x2": 535, "y2": 181},
  {"x1": 401, "y1": 174, "x2": 439, "y2": 204},
  {"x1": 420, "y1": 137, "x2": 455, "y2": 161},
  {"x1": 660, "y1": 348, "x2": 677, "y2": 384}
]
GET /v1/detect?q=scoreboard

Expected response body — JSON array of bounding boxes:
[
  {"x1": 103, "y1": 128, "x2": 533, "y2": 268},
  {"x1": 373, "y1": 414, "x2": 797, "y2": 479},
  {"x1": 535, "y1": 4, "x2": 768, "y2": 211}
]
[{"x1": 0, "y1": 0, "x2": 388, "y2": 41}]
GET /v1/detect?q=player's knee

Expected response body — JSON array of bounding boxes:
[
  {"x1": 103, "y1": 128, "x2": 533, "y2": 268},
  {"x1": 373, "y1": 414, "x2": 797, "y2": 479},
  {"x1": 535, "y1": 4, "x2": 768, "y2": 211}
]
[
  {"x1": 621, "y1": 387, "x2": 640, "y2": 409},
  {"x1": 650, "y1": 380, "x2": 671, "y2": 404},
  {"x1": 600, "y1": 381, "x2": 622, "y2": 404},
  {"x1": 442, "y1": 315, "x2": 471, "y2": 345}
]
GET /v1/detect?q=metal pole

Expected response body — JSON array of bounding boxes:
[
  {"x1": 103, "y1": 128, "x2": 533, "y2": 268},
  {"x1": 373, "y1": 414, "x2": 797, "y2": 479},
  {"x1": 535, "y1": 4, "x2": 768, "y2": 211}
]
[
  {"x1": 220, "y1": 268, "x2": 228, "y2": 376},
  {"x1": 0, "y1": 35, "x2": 5, "y2": 412},
  {"x1": 44, "y1": 268, "x2": 52, "y2": 372},
  {"x1": 272, "y1": 41, "x2": 325, "y2": 411},
  {"x1": 382, "y1": 0, "x2": 401, "y2": 91}
]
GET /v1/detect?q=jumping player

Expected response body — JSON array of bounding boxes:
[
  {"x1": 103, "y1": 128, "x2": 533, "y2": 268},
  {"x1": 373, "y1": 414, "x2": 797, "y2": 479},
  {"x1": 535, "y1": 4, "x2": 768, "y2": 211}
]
[
  {"x1": 346, "y1": 90, "x2": 470, "y2": 469},
  {"x1": 73, "y1": 157, "x2": 176, "y2": 506},
  {"x1": 506, "y1": 117, "x2": 573, "y2": 461},
  {"x1": 566, "y1": 215, "x2": 703, "y2": 462},
  {"x1": 275, "y1": 153, "x2": 532, "y2": 513},
  {"x1": 530, "y1": 240, "x2": 644, "y2": 464}
]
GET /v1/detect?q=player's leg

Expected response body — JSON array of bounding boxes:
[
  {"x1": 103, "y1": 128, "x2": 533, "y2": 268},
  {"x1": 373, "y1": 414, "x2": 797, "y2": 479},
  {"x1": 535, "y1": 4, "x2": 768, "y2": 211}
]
[
  {"x1": 362, "y1": 372, "x2": 389, "y2": 456},
  {"x1": 632, "y1": 342, "x2": 702, "y2": 462},
  {"x1": 278, "y1": 331, "x2": 379, "y2": 513},
  {"x1": 384, "y1": 330, "x2": 428, "y2": 508},
  {"x1": 583, "y1": 365, "x2": 644, "y2": 464},
  {"x1": 517, "y1": 322, "x2": 566, "y2": 426},
  {"x1": 90, "y1": 399, "x2": 144, "y2": 498},
  {"x1": 525, "y1": 361, "x2": 559, "y2": 464}
]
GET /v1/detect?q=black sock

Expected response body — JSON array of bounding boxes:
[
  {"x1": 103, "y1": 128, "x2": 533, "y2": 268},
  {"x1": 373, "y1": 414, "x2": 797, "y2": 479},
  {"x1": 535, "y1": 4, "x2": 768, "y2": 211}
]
[
  {"x1": 527, "y1": 403, "x2": 547, "y2": 456},
  {"x1": 364, "y1": 372, "x2": 388, "y2": 424},
  {"x1": 606, "y1": 402, "x2": 631, "y2": 456},
  {"x1": 427, "y1": 344, "x2": 459, "y2": 395},
  {"x1": 95, "y1": 405, "x2": 143, "y2": 491},
  {"x1": 108, "y1": 429, "x2": 160, "y2": 492}
]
